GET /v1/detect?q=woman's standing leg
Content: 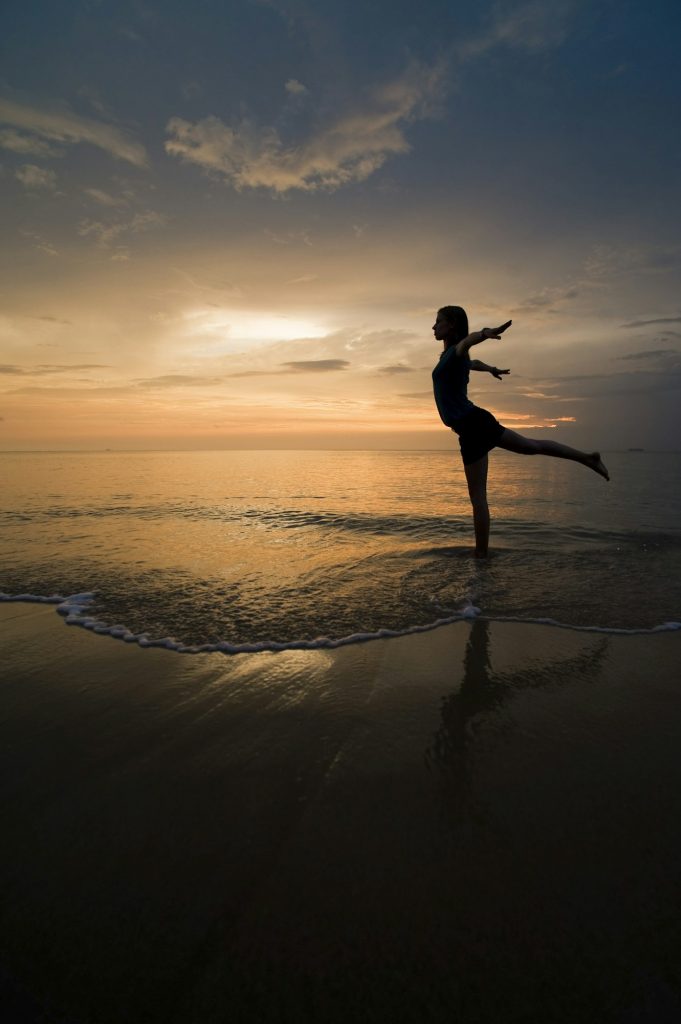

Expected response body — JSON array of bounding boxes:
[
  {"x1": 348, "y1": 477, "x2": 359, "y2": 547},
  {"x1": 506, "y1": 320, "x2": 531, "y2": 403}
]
[
  {"x1": 464, "y1": 454, "x2": 490, "y2": 557},
  {"x1": 497, "y1": 429, "x2": 609, "y2": 480}
]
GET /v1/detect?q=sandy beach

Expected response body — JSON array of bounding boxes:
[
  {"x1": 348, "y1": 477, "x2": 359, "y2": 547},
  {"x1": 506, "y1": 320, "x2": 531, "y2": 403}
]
[{"x1": 1, "y1": 603, "x2": 680, "y2": 1023}]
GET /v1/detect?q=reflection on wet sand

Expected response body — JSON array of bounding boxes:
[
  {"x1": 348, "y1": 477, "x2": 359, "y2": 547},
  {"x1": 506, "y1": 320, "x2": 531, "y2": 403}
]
[{"x1": 427, "y1": 619, "x2": 609, "y2": 826}]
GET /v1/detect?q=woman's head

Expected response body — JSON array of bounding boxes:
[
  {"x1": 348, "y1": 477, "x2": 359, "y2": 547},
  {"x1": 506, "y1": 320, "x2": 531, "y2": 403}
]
[{"x1": 433, "y1": 306, "x2": 468, "y2": 344}]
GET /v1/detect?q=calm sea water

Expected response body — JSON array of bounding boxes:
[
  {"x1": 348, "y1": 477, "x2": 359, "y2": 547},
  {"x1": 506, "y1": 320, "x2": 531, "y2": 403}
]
[{"x1": 2, "y1": 450, "x2": 680, "y2": 650}]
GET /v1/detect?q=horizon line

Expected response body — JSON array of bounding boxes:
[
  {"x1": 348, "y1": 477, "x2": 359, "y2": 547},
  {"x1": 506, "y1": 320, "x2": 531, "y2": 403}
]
[{"x1": 1, "y1": 448, "x2": 679, "y2": 455}]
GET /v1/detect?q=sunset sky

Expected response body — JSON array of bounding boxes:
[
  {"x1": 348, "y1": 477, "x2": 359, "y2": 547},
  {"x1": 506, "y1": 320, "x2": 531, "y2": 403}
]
[{"x1": 1, "y1": 0, "x2": 680, "y2": 450}]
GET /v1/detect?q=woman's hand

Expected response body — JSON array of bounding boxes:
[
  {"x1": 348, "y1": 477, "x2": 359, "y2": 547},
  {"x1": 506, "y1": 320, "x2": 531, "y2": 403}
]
[
  {"x1": 482, "y1": 320, "x2": 512, "y2": 340},
  {"x1": 491, "y1": 367, "x2": 510, "y2": 380}
]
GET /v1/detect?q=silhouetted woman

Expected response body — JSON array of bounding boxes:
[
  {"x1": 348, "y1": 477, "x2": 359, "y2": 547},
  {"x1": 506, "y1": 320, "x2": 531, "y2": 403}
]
[{"x1": 432, "y1": 305, "x2": 609, "y2": 557}]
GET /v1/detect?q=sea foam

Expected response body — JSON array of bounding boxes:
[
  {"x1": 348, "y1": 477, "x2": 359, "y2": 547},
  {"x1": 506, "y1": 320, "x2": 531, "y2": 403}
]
[{"x1": 1, "y1": 591, "x2": 680, "y2": 656}]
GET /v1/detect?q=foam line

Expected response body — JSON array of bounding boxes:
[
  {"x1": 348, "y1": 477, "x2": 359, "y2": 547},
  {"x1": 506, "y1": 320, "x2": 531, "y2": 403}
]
[
  {"x1": 486, "y1": 614, "x2": 681, "y2": 635},
  {"x1": 1, "y1": 590, "x2": 483, "y2": 652},
  {"x1": 2, "y1": 591, "x2": 680, "y2": 654}
]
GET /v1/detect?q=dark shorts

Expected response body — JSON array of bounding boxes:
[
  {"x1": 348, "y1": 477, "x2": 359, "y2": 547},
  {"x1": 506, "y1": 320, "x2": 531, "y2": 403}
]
[{"x1": 451, "y1": 406, "x2": 505, "y2": 465}]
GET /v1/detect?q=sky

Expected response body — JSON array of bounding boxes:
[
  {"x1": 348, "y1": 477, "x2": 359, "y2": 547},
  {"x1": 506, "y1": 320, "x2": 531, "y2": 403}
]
[{"x1": 1, "y1": 0, "x2": 680, "y2": 451}]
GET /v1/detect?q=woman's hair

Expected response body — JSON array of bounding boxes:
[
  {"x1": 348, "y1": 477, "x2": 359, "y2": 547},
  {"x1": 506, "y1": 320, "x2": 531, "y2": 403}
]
[{"x1": 437, "y1": 305, "x2": 469, "y2": 343}]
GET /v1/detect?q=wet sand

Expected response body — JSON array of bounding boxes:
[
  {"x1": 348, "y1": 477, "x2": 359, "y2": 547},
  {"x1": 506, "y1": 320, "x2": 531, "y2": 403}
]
[{"x1": 1, "y1": 603, "x2": 680, "y2": 1023}]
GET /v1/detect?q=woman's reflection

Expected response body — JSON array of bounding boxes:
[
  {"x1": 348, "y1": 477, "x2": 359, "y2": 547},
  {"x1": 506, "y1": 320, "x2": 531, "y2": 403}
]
[{"x1": 426, "y1": 619, "x2": 608, "y2": 829}]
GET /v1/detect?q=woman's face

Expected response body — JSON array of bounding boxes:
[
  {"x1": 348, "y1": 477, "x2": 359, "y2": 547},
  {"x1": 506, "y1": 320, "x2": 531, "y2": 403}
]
[{"x1": 432, "y1": 313, "x2": 453, "y2": 342}]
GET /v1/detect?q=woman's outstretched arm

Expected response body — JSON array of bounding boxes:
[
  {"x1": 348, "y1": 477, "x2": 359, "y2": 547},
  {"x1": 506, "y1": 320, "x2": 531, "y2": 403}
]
[
  {"x1": 455, "y1": 319, "x2": 512, "y2": 357},
  {"x1": 469, "y1": 360, "x2": 510, "y2": 379}
]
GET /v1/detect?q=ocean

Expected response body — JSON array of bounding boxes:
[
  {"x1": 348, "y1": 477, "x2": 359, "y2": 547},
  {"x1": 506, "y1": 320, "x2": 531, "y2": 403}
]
[{"x1": 2, "y1": 449, "x2": 680, "y2": 651}]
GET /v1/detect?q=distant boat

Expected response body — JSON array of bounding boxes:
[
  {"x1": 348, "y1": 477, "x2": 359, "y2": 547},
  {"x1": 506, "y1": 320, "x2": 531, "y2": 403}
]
[{"x1": 627, "y1": 447, "x2": 645, "y2": 452}]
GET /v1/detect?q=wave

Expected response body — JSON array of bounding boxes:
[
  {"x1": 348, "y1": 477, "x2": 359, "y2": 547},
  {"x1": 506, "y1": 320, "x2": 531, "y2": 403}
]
[
  {"x1": 2, "y1": 591, "x2": 679, "y2": 656},
  {"x1": 4, "y1": 501, "x2": 681, "y2": 551}
]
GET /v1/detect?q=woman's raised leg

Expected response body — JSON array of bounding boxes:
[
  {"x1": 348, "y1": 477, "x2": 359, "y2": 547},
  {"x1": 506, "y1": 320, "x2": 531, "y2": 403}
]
[
  {"x1": 497, "y1": 429, "x2": 609, "y2": 480},
  {"x1": 464, "y1": 454, "x2": 490, "y2": 557}
]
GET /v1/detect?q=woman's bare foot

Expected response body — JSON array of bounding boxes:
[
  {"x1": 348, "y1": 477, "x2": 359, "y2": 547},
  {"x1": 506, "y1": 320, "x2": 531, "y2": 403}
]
[{"x1": 585, "y1": 452, "x2": 609, "y2": 481}]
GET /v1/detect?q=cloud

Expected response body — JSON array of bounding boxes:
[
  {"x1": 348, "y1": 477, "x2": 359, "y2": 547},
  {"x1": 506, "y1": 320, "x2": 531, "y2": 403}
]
[
  {"x1": 78, "y1": 209, "x2": 169, "y2": 248},
  {"x1": 584, "y1": 244, "x2": 681, "y2": 280},
  {"x1": 119, "y1": 27, "x2": 143, "y2": 44},
  {"x1": 77, "y1": 221, "x2": 126, "y2": 246},
  {"x1": 264, "y1": 227, "x2": 313, "y2": 246},
  {"x1": 285, "y1": 79, "x2": 308, "y2": 96},
  {"x1": 0, "y1": 363, "x2": 108, "y2": 376},
  {"x1": 286, "y1": 274, "x2": 318, "y2": 285},
  {"x1": 228, "y1": 358, "x2": 350, "y2": 377},
  {"x1": 15, "y1": 164, "x2": 57, "y2": 190},
  {"x1": 621, "y1": 316, "x2": 681, "y2": 329},
  {"x1": 283, "y1": 359, "x2": 349, "y2": 372},
  {"x1": 377, "y1": 364, "x2": 414, "y2": 375},
  {"x1": 618, "y1": 349, "x2": 679, "y2": 361},
  {"x1": 511, "y1": 285, "x2": 579, "y2": 315},
  {"x1": 320, "y1": 327, "x2": 419, "y2": 358},
  {"x1": 165, "y1": 61, "x2": 446, "y2": 192},
  {"x1": 0, "y1": 97, "x2": 148, "y2": 167},
  {"x1": 170, "y1": 267, "x2": 243, "y2": 299},
  {"x1": 84, "y1": 187, "x2": 129, "y2": 207},
  {"x1": 527, "y1": 368, "x2": 681, "y2": 400},
  {"x1": 257, "y1": 327, "x2": 422, "y2": 374},
  {"x1": 18, "y1": 228, "x2": 59, "y2": 256},
  {"x1": 181, "y1": 81, "x2": 203, "y2": 100},
  {"x1": 458, "y1": 0, "x2": 577, "y2": 59},
  {"x1": 135, "y1": 374, "x2": 225, "y2": 388},
  {"x1": 0, "y1": 128, "x2": 62, "y2": 157},
  {"x1": 6, "y1": 384, "x2": 131, "y2": 397}
]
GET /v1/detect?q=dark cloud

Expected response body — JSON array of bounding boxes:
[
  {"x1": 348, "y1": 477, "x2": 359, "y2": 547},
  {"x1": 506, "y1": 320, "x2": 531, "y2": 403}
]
[
  {"x1": 38, "y1": 364, "x2": 109, "y2": 372},
  {"x1": 282, "y1": 359, "x2": 349, "y2": 372},
  {"x1": 6, "y1": 385, "x2": 131, "y2": 396},
  {"x1": 377, "y1": 364, "x2": 413, "y2": 375},
  {"x1": 0, "y1": 364, "x2": 109, "y2": 375},
  {"x1": 135, "y1": 374, "x2": 224, "y2": 388},
  {"x1": 398, "y1": 391, "x2": 432, "y2": 399},
  {"x1": 511, "y1": 287, "x2": 579, "y2": 314},
  {"x1": 596, "y1": 374, "x2": 681, "y2": 399},
  {"x1": 586, "y1": 246, "x2": 681, "y2": 280},
  {"x1": 618, "y1": 349, "x2": 679, "y2": 361},
  {"x1": 621, "y1": 317, "x2": 681, "y2": 329},
  {"x1": 528, "y1": 369, "x2": 681, "y2": 400},
  {"x1": 229, "y1": 359, "x2": 350, "y2": 377},
  {"x1": 227, "y1": 371, "x2": 274, "y2": 378}
]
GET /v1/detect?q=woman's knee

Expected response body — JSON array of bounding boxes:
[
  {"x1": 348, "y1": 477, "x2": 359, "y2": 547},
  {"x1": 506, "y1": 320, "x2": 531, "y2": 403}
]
[{"x1": 469, "y1": 493, "x2": 488, "y2": 512}]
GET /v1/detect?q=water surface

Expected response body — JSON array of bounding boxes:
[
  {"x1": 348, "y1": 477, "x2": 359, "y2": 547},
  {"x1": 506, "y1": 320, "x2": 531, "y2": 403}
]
[{"x1": 2, "y1": 450, "x2": 680, "y2": 649}]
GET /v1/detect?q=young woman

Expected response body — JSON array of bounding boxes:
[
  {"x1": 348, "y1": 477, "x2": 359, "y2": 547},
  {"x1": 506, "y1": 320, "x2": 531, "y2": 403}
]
[{"x1": 432, "y1": 305, "x2": 609, "y2": 557}]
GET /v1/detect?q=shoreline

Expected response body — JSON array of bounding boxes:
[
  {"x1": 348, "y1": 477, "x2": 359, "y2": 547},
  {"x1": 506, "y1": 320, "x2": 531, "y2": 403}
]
[
  {"x1": 1, "y1": 595, "x2": 679, "y2": 659},
  {"x1": 2, "y1": 604, "x2": 680, "y2": 1022}
]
